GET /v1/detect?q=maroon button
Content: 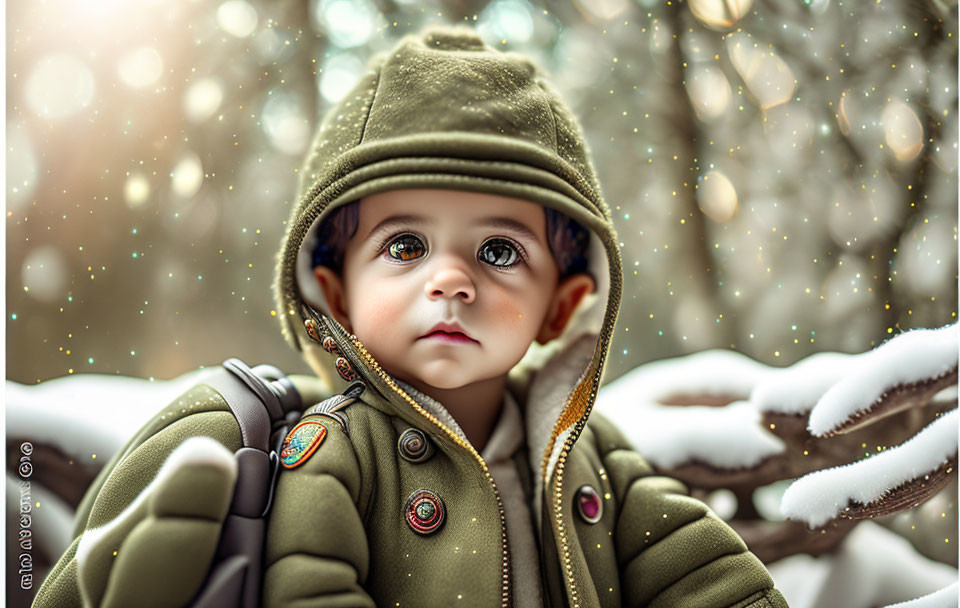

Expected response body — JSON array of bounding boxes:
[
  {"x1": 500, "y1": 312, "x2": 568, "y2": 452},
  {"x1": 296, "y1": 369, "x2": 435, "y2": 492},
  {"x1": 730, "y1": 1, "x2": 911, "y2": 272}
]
[
  {"x1": 405, "y1": 489, "x2": 445, "y2": 535},
  {"x1": 575, "y1": 485, "x2": 603, "y2": 524}
]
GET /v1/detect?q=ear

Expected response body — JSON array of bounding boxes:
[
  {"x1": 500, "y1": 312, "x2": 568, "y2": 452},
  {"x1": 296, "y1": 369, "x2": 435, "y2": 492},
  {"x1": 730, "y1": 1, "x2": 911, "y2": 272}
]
[
  {"x1": 312, "y1": 266, "x2": 353, "y2": 333},
  {"x1": 536, "y1": 273, "x2": 595, "y2": 345}
]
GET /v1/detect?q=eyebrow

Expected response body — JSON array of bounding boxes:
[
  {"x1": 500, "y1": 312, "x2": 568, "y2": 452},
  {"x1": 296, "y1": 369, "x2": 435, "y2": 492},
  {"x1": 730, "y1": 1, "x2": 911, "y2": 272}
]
[{"x1": 365, "y1": 215, "x2": 541, "y2": 244}]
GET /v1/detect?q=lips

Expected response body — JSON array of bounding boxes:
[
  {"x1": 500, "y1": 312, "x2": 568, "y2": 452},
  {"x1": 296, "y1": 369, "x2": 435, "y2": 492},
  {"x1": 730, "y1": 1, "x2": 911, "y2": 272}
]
[{"x1": 419, "y1": 322, "x2": 479, "y2": 344}]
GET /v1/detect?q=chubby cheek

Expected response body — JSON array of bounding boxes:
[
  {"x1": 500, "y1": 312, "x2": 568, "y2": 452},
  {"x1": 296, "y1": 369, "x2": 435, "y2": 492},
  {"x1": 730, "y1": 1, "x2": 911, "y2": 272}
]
[
  {"x1": 485, "y1": 287, "x2": 548, "y2": 355},
  {"x1": 350, "y1": 297, "x2": 405, "y2": 342},
  {"x1": 491, "y1": 295, "x2": 526, "y2": 328}
]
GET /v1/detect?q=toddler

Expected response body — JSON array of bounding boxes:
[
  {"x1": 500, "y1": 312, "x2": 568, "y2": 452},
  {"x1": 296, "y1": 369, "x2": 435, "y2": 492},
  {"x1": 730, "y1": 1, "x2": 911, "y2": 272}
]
[
  {"x1": 267, "y1": 24, "x2": 788, "y2": 608},
  {"x1": 35, "y1": 24, "x2": 788, "y2": 608}
]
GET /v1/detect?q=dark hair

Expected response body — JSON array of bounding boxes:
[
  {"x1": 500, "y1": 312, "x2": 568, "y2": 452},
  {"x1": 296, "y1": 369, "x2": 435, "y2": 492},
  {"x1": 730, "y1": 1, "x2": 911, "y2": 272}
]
[{"x1": 312, "y1": 199, "x2": 590, "y2": 279}]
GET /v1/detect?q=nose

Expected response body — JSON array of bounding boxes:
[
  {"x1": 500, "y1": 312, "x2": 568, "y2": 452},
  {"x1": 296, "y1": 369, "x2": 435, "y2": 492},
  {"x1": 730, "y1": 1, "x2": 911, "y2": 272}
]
[{"x1": 424, "y1": 266, "x2": 476, "y2": 303}]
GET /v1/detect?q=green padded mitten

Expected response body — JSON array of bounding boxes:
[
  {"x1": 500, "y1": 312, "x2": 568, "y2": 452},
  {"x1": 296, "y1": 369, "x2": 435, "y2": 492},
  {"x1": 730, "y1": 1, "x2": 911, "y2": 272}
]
[{"x1": 75, "y1": 436, "x2": 237, "y2": 608}]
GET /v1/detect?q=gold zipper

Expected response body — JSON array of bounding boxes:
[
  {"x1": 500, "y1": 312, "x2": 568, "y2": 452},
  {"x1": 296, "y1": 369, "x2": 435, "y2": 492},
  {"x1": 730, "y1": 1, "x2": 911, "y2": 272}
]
[
  {"x1": 327, "y1": 320, "x2": 513, "y2": 607},
  {"x1": 547, "y1": 349, "x2": 608, "y2": 608}
]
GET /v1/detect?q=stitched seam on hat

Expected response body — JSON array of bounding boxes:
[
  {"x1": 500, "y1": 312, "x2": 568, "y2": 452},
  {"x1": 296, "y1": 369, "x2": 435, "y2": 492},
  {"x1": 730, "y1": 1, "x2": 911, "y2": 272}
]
[
  {"x1": 535, "y1": 80, "x2": 560, "y2": 154},
  {"x1": 305, "y1": 160, "x2": 603, "y2": 220},
  {"x1": 357, "y1": 70, "x2": 382, "y2": 146}
]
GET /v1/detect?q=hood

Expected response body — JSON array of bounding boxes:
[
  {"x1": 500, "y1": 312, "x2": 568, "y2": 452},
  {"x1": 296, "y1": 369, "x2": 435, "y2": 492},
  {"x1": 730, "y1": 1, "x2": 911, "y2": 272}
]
[{"x1": 273, "y1": 25, "x2": 623, "y2": 500}]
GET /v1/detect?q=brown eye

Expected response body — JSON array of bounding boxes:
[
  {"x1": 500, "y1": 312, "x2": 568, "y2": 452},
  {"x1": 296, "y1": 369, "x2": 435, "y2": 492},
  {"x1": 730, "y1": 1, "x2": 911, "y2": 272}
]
[
  {"x1": 387, "y1": 234, "x2": 426, "y2": 261},
  {"x1": 479, "y1": 239, "x2": 521, "y2": 268}
]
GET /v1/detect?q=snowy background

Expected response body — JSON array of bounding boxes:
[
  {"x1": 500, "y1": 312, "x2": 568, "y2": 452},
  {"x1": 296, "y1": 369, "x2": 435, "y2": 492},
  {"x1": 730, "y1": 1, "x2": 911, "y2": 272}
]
[{"x1": 6, "y1": 0, "x2": 958, "y2": 607}]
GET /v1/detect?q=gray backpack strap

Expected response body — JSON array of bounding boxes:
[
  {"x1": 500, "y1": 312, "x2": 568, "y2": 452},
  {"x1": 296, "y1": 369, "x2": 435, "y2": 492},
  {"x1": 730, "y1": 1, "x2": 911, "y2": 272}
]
[
  {"x1": 190, "y1": 358, "x2": 303, "y2": 608},
  {"x1": 203, "y1": 365, "x2": 271, "y2": 452}
]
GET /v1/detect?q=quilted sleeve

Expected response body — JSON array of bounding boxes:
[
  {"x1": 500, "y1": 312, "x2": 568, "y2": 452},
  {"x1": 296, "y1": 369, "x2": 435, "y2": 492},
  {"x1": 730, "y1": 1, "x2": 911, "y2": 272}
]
[
  {"x1": 587, "y1": 411, "x2": 789, "y2": 608},
  {"x1": 261, "y1": 414, "x2": 376, "y2": 608},
  {"x1": 32, "y1": 384, "x2": 245, "y2": 608}
]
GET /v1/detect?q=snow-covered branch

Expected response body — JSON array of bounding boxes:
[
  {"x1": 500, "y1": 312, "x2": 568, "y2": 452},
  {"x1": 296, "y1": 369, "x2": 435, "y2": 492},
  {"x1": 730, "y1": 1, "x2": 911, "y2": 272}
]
[
  {"x1": 595, "y1": 323, "x2": 958, "y2": 568},
  {"x1": 804, "y1": 326, "x2": 958, "y2": 437},
  {"x1": 781, "y1": 410, "x2": 957, "y2": 528}
]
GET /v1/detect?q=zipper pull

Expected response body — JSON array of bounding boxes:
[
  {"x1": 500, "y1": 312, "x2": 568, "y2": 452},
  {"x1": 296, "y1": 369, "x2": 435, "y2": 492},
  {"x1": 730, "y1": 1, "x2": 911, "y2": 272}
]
[{"x1": 302, "y1": 380, "x2": 366, "y2": 418}]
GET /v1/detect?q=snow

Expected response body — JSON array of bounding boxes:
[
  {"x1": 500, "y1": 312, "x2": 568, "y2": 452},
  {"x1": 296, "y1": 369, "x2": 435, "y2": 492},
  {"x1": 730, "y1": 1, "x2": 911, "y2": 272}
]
[
  {"x1": 806, "y1": 325, "x2": 958, "y2": 437},
  {"x1": 751, "y1": 351, "x2": 859, "y2": 415},
  {"x1": 883, "y1": 583, "x2": 958, "y2": 608},
  {"x1": 768, "y1": 521, "x2": 958, "y2": 608},
  {"x1": 5, "y1": 368, "x2": 216, "y2": 463},
  {"x1": 596, "y1": 329, "x2": 958, "y2": 471},
  {"x1": 597, "y1": 348, "x2": 772, "y2": 403},
  {"x1": 594, "y1": 396, "x2": 786, "y2": 469},
  {"x1": 595, "y1": 350, "x2": 787, "y2": 469},
  {"x1": 766, "y1": 553, "x2": 835, "y2": 608},
  {"x1": 932, "y1": 384, "x2": 959, "y2": 405},
  {"x1": 780, "y1": 409, "x2": 958, "y2": 528}
]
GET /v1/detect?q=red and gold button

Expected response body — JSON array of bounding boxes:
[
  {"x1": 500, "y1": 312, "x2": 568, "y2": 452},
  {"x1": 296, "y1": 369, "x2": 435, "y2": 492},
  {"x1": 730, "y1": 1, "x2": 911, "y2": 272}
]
[{"x1": 404, "y1": 489, "x2": 445, "y2": 535}]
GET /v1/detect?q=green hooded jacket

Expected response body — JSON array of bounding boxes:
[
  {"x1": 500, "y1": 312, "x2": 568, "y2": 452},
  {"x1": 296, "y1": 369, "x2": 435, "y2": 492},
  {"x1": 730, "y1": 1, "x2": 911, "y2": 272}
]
[{"x1": 33, "y1": 25, "x2": 789, "y2": 608}]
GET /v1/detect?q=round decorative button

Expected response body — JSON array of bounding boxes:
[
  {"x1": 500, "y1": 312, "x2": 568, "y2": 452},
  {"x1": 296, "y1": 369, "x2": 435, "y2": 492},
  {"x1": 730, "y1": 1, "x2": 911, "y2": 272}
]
[
  {"x1": 575, "y1": 485, "x2": 603, "y2": 524},
  {"x1": 335, "y1": 357, "x2": 358, "y2": 381},
  {"x1": 404, "y1": 489, "x2": 445, "y2": 535},
  {"x1": 303, "y1": 318, "x2": 321, "y2": 342},
  {"x1": 321, "y1": 335, "x2": 340, "y2": 355},
  {"x1": 397, "y1": 428, "x2": 433, "y2": 463}
]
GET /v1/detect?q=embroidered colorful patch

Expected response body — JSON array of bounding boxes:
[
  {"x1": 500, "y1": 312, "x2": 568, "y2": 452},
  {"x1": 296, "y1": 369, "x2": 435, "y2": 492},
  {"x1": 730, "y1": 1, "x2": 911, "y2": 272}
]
[{"x1": 280, "y1": 420, "x2": 327, "y2": 469}]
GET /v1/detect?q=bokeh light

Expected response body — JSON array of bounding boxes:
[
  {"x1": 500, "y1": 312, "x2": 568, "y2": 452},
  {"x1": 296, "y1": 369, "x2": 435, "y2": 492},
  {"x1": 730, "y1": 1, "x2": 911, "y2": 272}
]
[
  {"x1": 882, "y1": 99, "x2": 924, "y2": 163},
  {"x1": 261, "y1": 90, "x2": 310, "y2": 155},
  {"x1": 697, "y1": 170, "x2": 738, "y2": 223},
  {"x1": 21, "y1": 246, "x2": 69, "y2": 305},
  {"x1": 688, "y1": 0, "x2": 752, "y2": 30},
  {"x1": 26, "y1": 54, "x2": 95, "y2": 119},
  {"x1": 217, "y1": 0, "x2": 258, "y2": 38},
  {"x1": 572, "y1": 0, "x2": 629, "y2": 22},
  {"x1": 312, "y1": 0, "x2": 377, "y2": 48},
  {"x1": 685, "y1": 65, "x2": 731, "y2": 122},
  {"x1": 6, "y1": 122, "x2": 37, "y2": 215},
  {"x1": 170, "y1": 152, "x2": 204, "y2": 199},
  {"x1": 183, "y1": 78, "x2": 224, "y2": 123},
  {"x1": 478, "y1": 1, "x2": 535, "y2": 45},
  {"x1": 896, "y1": 221, "x2": 956, "y2": 296},
  {"x1": 319, "y1": 52, "x2": 363, "y2": 103},
  {"x1": 727, "y1": 33, "x2": 797, "y2": 109},
  {"x1": 117, "y1": 47, "x2": 164, "y2": 89},
  {"x1": 124, "y1": 173, "x2": 152, "y2": 209}
]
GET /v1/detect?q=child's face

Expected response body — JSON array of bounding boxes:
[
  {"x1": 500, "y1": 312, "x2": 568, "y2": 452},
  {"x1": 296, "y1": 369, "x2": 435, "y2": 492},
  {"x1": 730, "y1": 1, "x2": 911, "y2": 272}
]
[{"x1": 314, "y1": 189, "x2": 572, "y2": 391}]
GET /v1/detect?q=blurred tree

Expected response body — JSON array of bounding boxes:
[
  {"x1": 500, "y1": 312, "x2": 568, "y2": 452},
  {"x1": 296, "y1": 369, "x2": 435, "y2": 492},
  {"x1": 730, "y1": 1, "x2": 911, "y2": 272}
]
[{"x1": 7, "y1": 0, "x2": 956, "y2": 382}]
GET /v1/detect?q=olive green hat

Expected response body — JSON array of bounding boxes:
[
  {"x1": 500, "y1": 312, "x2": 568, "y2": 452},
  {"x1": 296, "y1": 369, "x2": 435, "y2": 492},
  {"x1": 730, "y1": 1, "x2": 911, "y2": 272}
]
[
  {"x1": 274, "y1": 24, "x2": 621, "y2": 348},
  {"x1": 273, "y1": 24, "x2": 623, "y2": 480}
]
